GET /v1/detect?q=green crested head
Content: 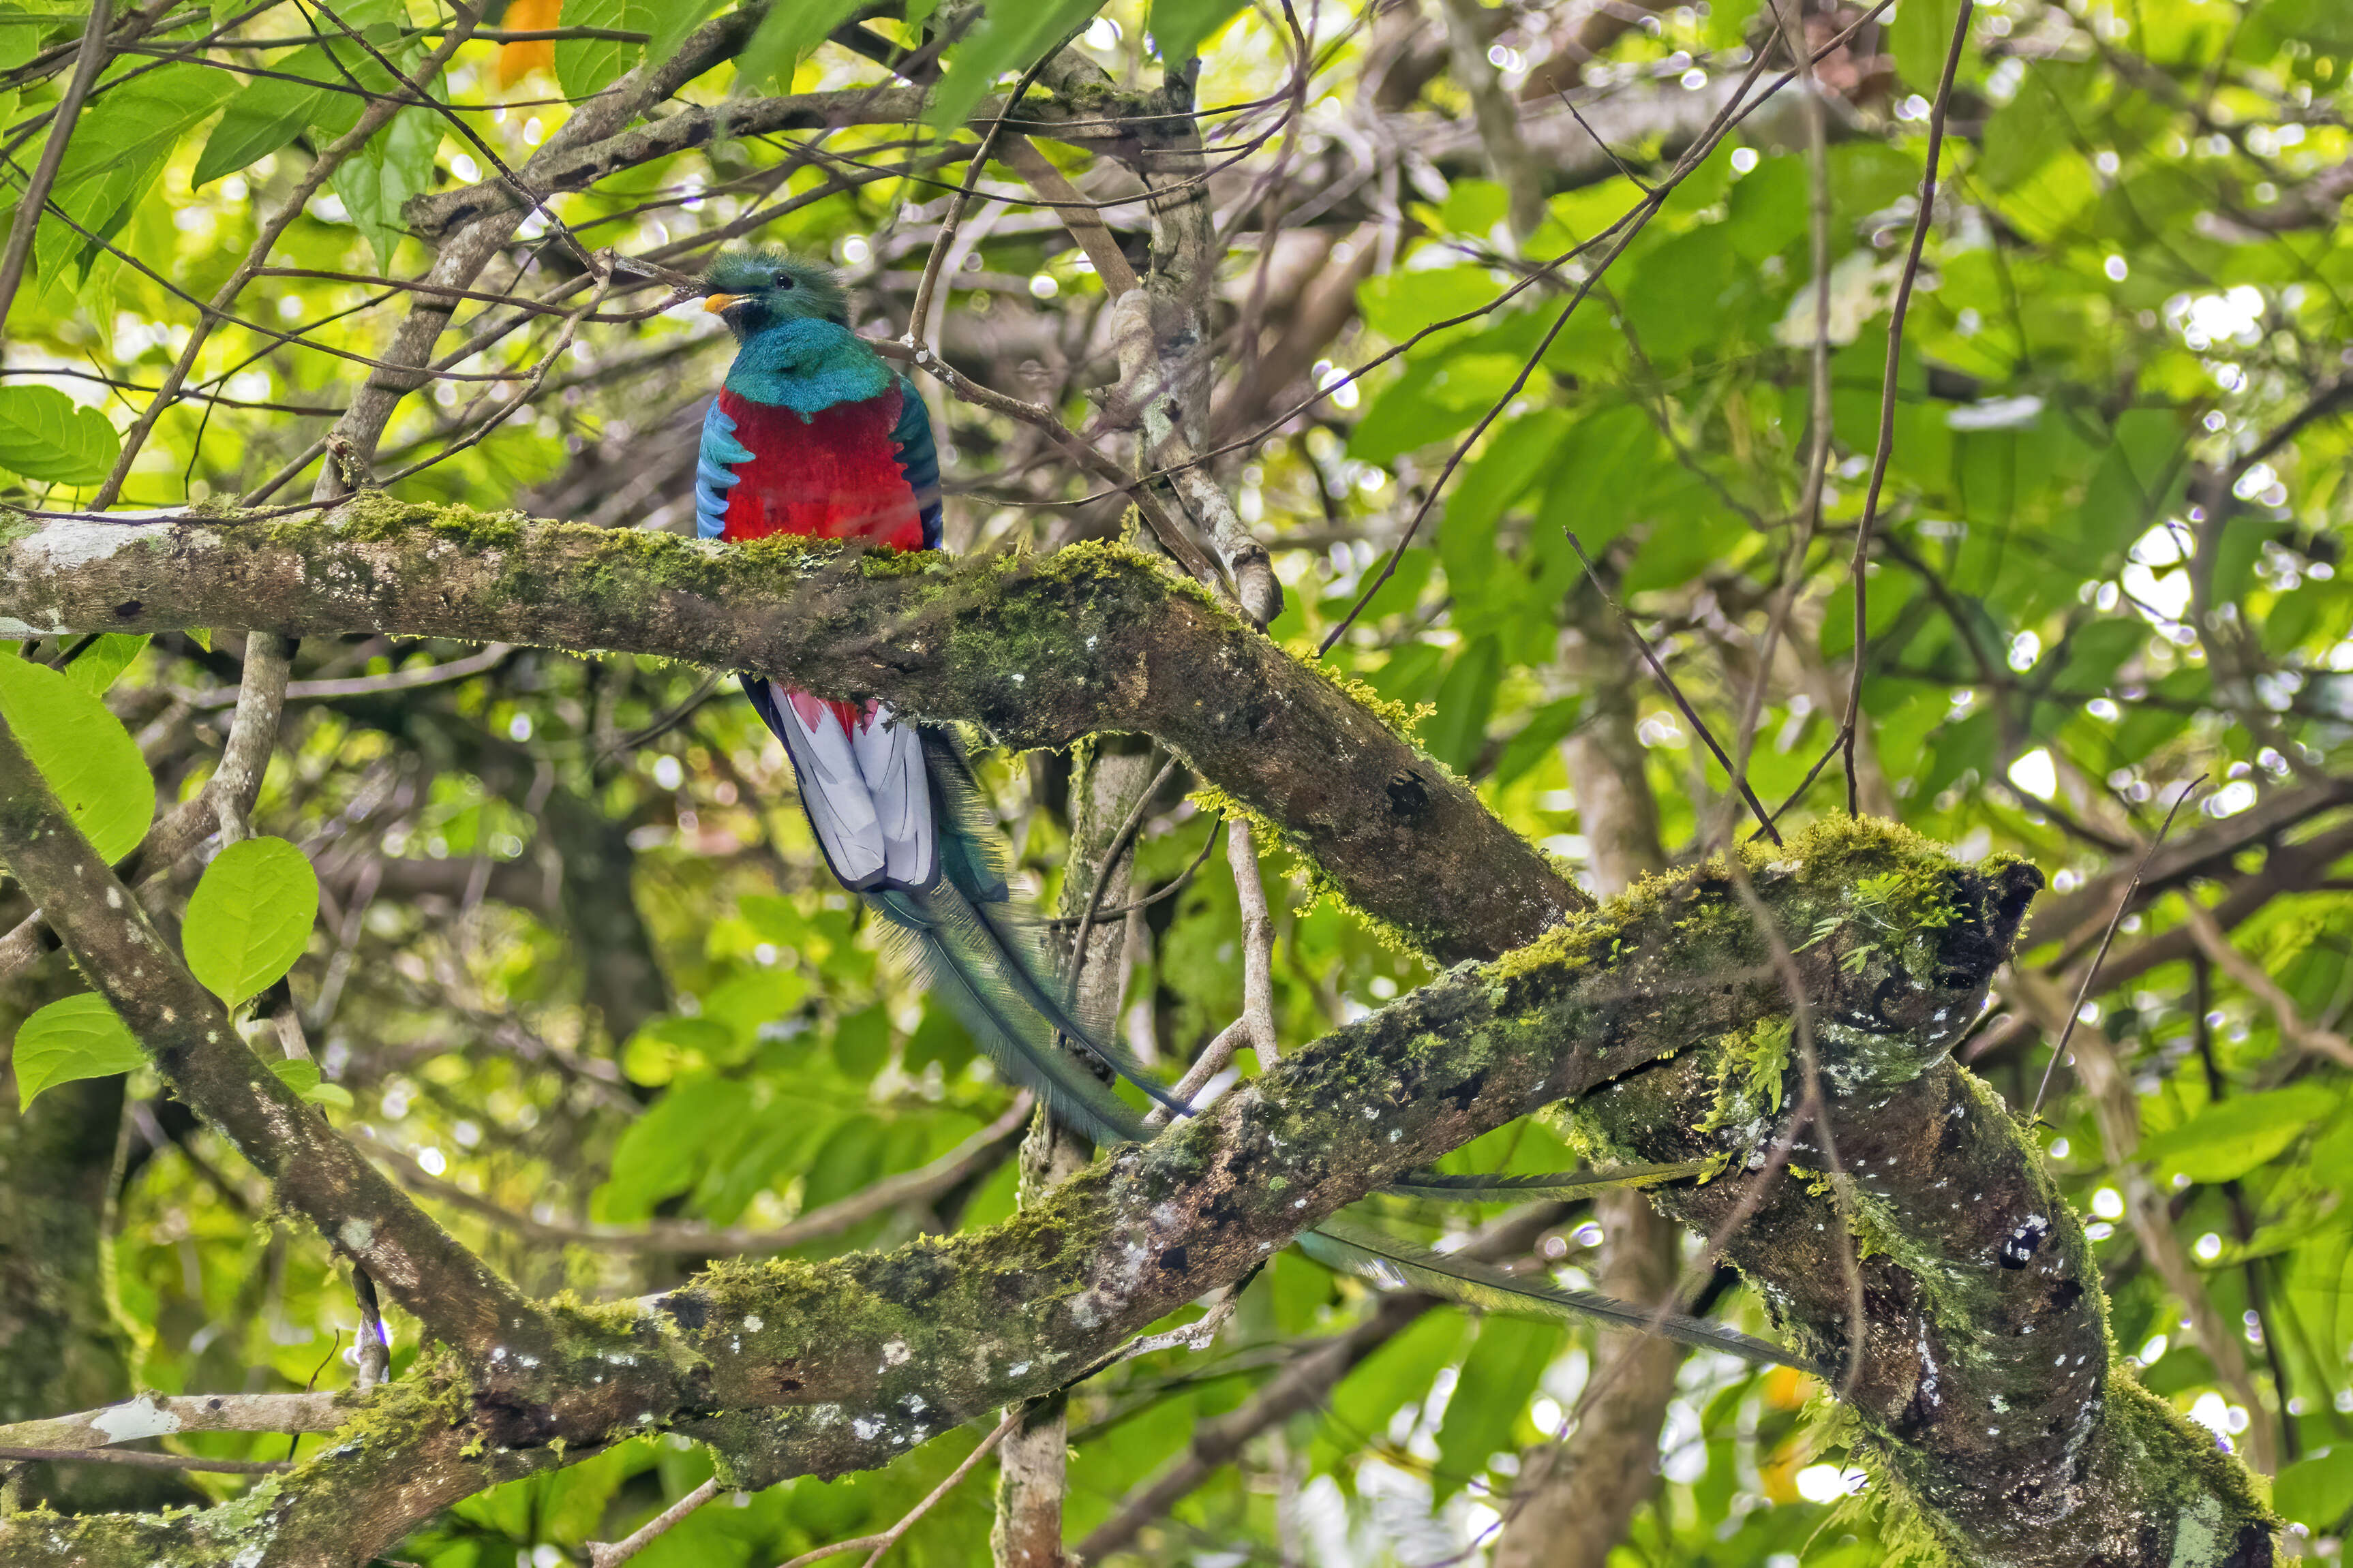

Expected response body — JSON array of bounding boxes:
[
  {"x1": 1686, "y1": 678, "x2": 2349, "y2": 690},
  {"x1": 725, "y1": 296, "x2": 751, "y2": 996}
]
[{"x1": 700, "y1": 250, "x2": 851, "y2": 341}]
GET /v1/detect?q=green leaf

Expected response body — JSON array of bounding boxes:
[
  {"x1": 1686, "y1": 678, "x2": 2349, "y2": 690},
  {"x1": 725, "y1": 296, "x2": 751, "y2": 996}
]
[
  {"x1": 1149, "y1": 0, "x2": 1247, "y2": 62},
  {"x1": 268, "y1": 1056, "x2": 353, "y2": 1108},
  {"x1": 1494, "y1": 695, "x2": 1582, "y2": 788},
  {"x1": 1356, "y1": 266, "x2": 1504, "y2": 344},
  {"x1": 331, "y1": 104, "x2": 441, "y2": 271},
  {"x1": 36, "y1": 65, "x2": 234, "y2": 287},
  {"x1": 1891, "y1": 0, "x2": 1965, "y2": 92},
  {"x1": 14, "y1": 992, "x2": 145, "y2": 1109},
  {"x1": 927, "y1": 0, "x2": 1106, "y2": 129},
  {"x1": 2138, "y1": 1084, "x2": 2339, "y2": 1186},
  {"x1": 1432, "y1": 1315, "x2": 1561, "y2": 1503},
  {"x1": 1425, "y1": 634, "x2": 1502, "y2": 774},
  {"x1": 182, "y1": 837, "x2": 320, "y2": 1008},
  {"x1": 193, "y1": 45, "x2": 352, "y2": 189},
  {"x1": 596, "y1": 1073, "x2": 746, "y2": 1222},
  {"x1": 555, "y1": 0, "x2": 655, "y2": 101},
  {"x1": 735, "y1": 0, "x2": 862, "y2": 94},
  {"x1": 0, "y1": 384, "x2": 121, "y2": 483},
  {"x1": 63, "y1": 634, "x2": 148, "y2": 695},
  {"x1": 0, "y1": 653, "x2": 153, "y2": 863},
  {"x1": 646, "y1": 0, "x2": 726, "y2": 72},
  {"x1": 2276, "y1": 1446, "x2": 2353, "y2": 1531}
]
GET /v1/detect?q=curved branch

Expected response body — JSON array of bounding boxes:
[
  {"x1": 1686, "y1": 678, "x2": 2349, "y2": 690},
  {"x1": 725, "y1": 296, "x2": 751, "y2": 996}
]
[{"x1": 0, "y1": 504, "x2": 1585, "y2": 962}]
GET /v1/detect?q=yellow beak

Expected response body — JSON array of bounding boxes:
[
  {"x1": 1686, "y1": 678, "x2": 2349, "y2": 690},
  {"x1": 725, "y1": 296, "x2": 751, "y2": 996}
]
[{"x1": 703, "y1": 293, "x2": 743, "y2": 313}]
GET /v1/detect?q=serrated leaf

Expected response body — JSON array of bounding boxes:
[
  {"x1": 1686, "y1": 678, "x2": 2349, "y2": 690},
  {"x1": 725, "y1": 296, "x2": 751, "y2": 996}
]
[
  {"x1": 14, "y1": 992, "x2": 145, "y2": 1109},
  {"x1": 35, "y1": 65, "x2": 234, "y2": 287},
  {"x1": 0, "y1": 653, "x2": 153, "y2": 862},
  {"x1": 556, "y1": 0, "x2": 656, "y2": 100},
  {"x1": 0, "y1": 384, "x2": 121, "y2": 483},
  {"x1": 183, "y1": 837, "x2": 320, "y2": 1008}
]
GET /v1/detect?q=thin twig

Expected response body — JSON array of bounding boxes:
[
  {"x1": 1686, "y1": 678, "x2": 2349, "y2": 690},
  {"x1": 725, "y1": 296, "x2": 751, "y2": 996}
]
[
  {"x1": 770, "y1": 1408, "x2": 1026, "y2": 1568},
  {"x1": 589, "y1": 1479, "x2": 720, "y2": 1568},
  {"x1": 0, "y1": 1446, "x2": 290, "y2": 1475},
  {"x1": 905, "y1": 47, "x2": 1063, "y2": 354},
  {"x1": 2029, "y1": 777, "x2": 2204, "y2": 1120},
  {"x1": 1718, "y1": 0, "x2": 1833, "y2": 850},
  {"x1": 0, "y1": 0, "x2": 113, "y2": 354},
  {"x1": 2176, "y1": 891, "x2": 2353, "y2": 1067},
  {"x1": 1067, "y1": 754, "x2": 1183, "y2": 989},
  {"x1": 1031, "y1": 815, "x2": 1224, "y2": 926},
  {"x1": 87, "y1": 14, "x2": 483, "y2": 506},
  {"x1": 1563, "y1": 531, "x2": 1782, "y2": 845},
  {"x1": 1840, "y1": 0, "x2": 1973, "y2": 815}
]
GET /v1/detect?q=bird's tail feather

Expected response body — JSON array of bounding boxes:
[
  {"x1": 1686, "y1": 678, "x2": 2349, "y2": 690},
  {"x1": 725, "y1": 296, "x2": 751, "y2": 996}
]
[
  {"x1": 908, "y1": 730, "x2": 1191, "y2": 1122},
  {"x1": 1299, "y1": 1213, "x2": 1814, "y2": 1371},
  {"x1": 868, "y1": 880, "x2": 1151, "y2": 1148}
]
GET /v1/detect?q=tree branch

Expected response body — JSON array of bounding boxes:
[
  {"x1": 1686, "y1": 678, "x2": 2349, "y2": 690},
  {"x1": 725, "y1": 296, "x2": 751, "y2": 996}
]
[
  {"x1": 0, "y1": 710, "x2": 543, "y2": 1359},
  {"x1": 0, "y1": 505, "x2": 1585, "y2": 963}
]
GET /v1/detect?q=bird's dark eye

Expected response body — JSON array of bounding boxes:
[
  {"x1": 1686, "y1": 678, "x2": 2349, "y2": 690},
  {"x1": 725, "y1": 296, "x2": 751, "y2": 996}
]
[{"x1": 773, "y1": 271, "x2": 795, "y2": 290}]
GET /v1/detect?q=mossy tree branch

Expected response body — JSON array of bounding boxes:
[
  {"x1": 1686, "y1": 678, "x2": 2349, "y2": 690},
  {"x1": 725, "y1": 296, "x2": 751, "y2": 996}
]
[
  {"x1": 0, "y1": 506, "x2": 2277, "y2": 1567},
  {"x1": 0, "y1": 807, "x2": 2271, "y2": 1568},
  {"x1": 0, "y1": 502, "x2": 1585, "y2": 962}
]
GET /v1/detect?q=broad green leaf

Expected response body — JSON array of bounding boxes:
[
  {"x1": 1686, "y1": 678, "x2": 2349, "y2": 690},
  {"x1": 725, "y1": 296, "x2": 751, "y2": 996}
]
[
  {"x1": 0, "y1": 385, "x2": 120, "y2": 484},
  {"x1": 596, "y1": 1073, "x2": 745, "y2": 1222},
  {"x1": 267, "y1": 1056, "x2": 354, "y2": 1109},
  {"x1": 555, "y1": 0, "x2": 656, "y2": 101},
  {"x1": 63, "y1": 633, "x2": 148, "y2": 695},
  {"x1": 14, "y1": 992, "x2": 145, "y2": 1109},
  {"x1": 35, "y1": 65, "x2": 233, "y2": 286},
  {"x1": 927, "y1": 0, "x2": 1106, "y2": 129},
  {"x1": 1433, "y1": 1315, "x2": 1562, "y2": 1503},
  {"x1": 1493, "y1": 695, "x2": 1581, "y2": 788},
  {"x1": 1150, "y1": 0, "x2": 1247, "y2": 62},
  {"x1": 194, "y1": 45, "x2": 353, "y2": 189},
  {"x1": 182, "y1": 837, "x2": 320, "y2": 1008},
  {"x1": 2138, "y1": 1084, "x2": 2339, "y2": 1186},
  {"x1": 1425, "y1": 634, "x2": 1502, "y2": 774},
  {"x1": 735, "y1": 0, "x2": 861, "y2": 93},
  {"x1": 332, "y1": 104, "x2": 441, "y2": 271},
  {"x1": 1356, "y1": 266, "x2": 1505, "y2": 344},
  {"x1": 1892, "y1": 0, "x2": 1966, "y2": 93},
  {"x1": 2276, "y1": 1446, "x2": 2353, "y2": 1531},
  {"x1": 0, "y1": 653, "x2": 153, "y2": 862},
  {"x1": 647, "y1": 0, "x2": 726, "y2": 72}
]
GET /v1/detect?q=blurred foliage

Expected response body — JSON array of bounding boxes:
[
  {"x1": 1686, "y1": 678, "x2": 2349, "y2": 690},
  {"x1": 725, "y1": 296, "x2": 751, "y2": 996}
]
[{"x1": 3, "y1": 0, "x2": 2353, "y2": 1561}]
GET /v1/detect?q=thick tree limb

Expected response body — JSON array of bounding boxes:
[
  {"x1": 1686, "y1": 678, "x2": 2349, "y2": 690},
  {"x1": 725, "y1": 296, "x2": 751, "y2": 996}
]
[
  {"x1": 0, "y1": 504, "x2": 1584, "y2": 962},
  {"x1": 0, "y1": 812, "x2": 2274, "y2": 1568}
]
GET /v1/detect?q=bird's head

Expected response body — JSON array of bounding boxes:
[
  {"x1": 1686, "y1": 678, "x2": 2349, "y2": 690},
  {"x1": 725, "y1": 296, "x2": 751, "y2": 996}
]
[{"x1": 699, "y1": 250, "x2": 850, "y2": 339}]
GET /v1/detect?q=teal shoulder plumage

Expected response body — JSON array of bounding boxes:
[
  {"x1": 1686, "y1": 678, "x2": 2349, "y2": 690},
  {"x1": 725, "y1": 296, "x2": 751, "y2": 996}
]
[{"x1": 723, "y1": 317, "x2": 896, "y2": 415}]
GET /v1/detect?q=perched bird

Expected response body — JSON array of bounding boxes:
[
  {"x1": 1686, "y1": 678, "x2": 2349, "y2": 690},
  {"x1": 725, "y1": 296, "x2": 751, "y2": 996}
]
[
  {"x1": 695, "y1": 249, "x2": 1183, "y2": 1145},
  {"x1": 688, "y1": 251, "x2": 1810, "y2": 1370}
]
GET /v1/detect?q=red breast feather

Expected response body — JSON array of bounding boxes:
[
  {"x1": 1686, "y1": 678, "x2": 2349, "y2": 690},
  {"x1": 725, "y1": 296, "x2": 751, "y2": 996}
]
[{"x1": 716, "y1": 388, "x2": 924, "y2": 552}]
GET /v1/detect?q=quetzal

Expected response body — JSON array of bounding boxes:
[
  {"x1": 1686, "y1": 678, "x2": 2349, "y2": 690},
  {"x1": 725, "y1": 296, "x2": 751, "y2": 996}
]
[
  {"x1": 686, "y1": 252, "x2": 1812, "y2": 1372},
  {"x1": 695, "y1": 250, "x2": 1184, "y2": 1145}
]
